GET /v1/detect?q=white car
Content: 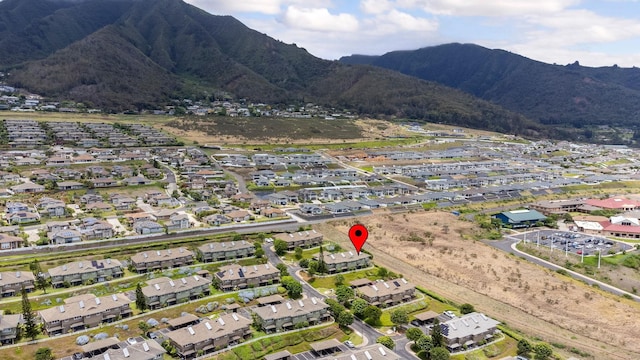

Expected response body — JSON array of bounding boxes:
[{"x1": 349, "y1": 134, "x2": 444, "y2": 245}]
[{"x1": 344, "y1": 341, "x2": 355, "y2": 349}]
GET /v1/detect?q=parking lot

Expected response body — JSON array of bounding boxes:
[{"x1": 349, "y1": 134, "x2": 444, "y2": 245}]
[
  {"x1": 514, "y1": 229, "x2": 633, "y2": 256},
  {"x1": 292, "y1": 345, "x2": 352, "y2": 360}
]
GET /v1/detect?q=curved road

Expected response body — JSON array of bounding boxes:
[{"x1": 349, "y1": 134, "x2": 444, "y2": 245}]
[{"x1": 487, "y1": 236, "x2": 640, "y2": 301}]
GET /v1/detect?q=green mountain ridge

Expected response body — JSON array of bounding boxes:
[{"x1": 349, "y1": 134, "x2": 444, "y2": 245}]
[
  {"x1": 340, "y1": 43, "x2": 640, "y2": 128},
  {"x1": 1, "y1": 0, "x2": 545, "y2": 137}
]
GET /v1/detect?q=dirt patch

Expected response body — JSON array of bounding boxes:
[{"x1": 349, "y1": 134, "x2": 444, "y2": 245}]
[{"x1": 317, "y1": 211, "x2": 640, "y2": 360}]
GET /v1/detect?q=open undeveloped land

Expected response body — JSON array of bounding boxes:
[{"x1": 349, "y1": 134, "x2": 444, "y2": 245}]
[{"x1": 318, "y1": 211, "x2": 640, "y2": 360}]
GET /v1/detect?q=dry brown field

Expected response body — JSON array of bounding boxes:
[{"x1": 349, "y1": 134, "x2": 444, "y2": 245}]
[{"x1": 317, "y1": 211, "x2": 640, "y2": 360}]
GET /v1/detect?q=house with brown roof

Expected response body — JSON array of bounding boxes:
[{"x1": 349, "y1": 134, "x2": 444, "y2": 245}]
[
  {"x1": 252, "y1": 298, "x2": 330, "y2": 333},
  {"x1": 130, "y1": 248, "x2": 194, "y2": 273},
  {"x1": 48, "y1": 259, "x2": 123, "y2": 288},
  {"x1": 0, "y1": 234, "x2": 23, "y2": 250},
  {"x1": 198, "y1": 240, "x2": 255, "y2": 263},
  {"x1": 0, "y1": 271, "x2": 35, "y2": 296},
  {"x1": 227, "y1": 210, "x2": 251, "y2": 222},
  {"x1": 273, "y1": 230, "x2": 323, "y2": 250},
  {"x1": 39, "y1": 293, "x2": 132, "y2": 335},
  {"x1": 81, "y1": 339, "x2": 165, "y2": 360},
  {"x1": 165, "y1": 313, "x2": 251, "y2": 359},
  {"x1": 356, "y1": 278, "x2": 415, "y2": 306},
  {"x1": 92, "y1": 178, "x2": 118, "y2": 188},
  {"x1": 214, "y1": 263, "x2": 280, "y2": 291},
  {"x1": 125, "y1": 212, "x2": 157, "y2": 224},
  {"x1": 142, "y1": 276, "x2": 211, "y2": 309}
]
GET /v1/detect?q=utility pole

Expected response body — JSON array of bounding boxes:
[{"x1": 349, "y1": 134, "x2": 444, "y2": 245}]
[
  {"x1": 598, "y1": 249, "x2": 602, "y2": 269},
  {"x1": 581, "y1": 243, "x2": 585, "y2": 263}
]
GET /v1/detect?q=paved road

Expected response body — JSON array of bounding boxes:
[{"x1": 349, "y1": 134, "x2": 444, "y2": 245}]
[{"x1": 486, "y1": 236, "x2": 640, "y2": 301}]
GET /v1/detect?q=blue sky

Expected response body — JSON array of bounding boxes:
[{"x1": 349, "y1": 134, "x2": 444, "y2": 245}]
[{"x1": 185, "y1": 0, "x2": 640, "y2": 67}]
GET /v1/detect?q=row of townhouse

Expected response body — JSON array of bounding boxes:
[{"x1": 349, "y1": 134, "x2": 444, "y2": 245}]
[
  {"x1": 39, "y1": 293, "x2": 132, "y2": 335},
  {"x1": 142, "y1": 275, "x2": 211, "y2": 309},
  {"x1": 353, "y1": 278, "x2": 416, "y2": 307},
  {"x1": 165, "y1": 313, "x2": 252, "y2": 358},
  {"x1": 197, "y1": 240, "x2": 255, "y2": 262},
  {"x1": 214, "y1": 263, "x2": 280, "y2": 291},
  {"x1": 273, "y1": 230, "x2": 323, "y2": 250},
  {"x1": 48, "y1": 259, "x2": 123, "y2": 288},
  {"x1": 0, "y1": 271, "x2": 35, "y2": 297},
  {"x1": 130, "y1": 247, "x2": 194, "y2": 273}
]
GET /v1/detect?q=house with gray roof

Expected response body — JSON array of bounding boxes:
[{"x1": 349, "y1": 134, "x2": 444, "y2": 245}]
[
  {"x1": 198, "y1": 240, "x2": 255, "y2": 263},
  {"x1": 0, "y1": 271, "x2": 35, "y2": 297},
  {"x1": 130, "y1": 247, "x2": 194, "y2": 273},
  {"x1": 48, "y1": 259, "x2": 123, "y2": 288},
  {"x1": 165, "y1": 313, "x2": 251, "y2": 359},
  {"x1": 357, "y1": 278, "x2": 415, "y2": 306},
  {"x1": 214, "y1": 263, "x2": 280, "y2": 291},
  {"x1": 440, "y1": 312, "x2": 500, "y2": 352},
  {"x1": 252, "y1": 298, "x2": 330, "y2": 333},
  {"x1": 494, "y1": 209, "x2": 547, "y2": 228},
  {"x1": 142, "y1": 275, "x2": 211, "y2": 309},
  {"x1": 273, "y1": 230, "x2": 323, "y2": 250}
]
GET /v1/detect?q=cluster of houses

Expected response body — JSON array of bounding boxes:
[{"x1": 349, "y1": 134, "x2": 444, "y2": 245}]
[
  {"x1": 529, "y1": 197, "x2": 640, "y2": 238},
  {"x1": 2, "y1": 119, "x2": 178, "y2": 148}
]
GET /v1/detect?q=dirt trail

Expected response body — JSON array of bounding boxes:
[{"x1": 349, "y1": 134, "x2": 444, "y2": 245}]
[{"x1": 317, "y1": 212, "x2": 640, "y2": 360}]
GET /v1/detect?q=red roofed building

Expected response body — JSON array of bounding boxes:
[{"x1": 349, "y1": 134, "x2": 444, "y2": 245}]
[
  {"x1": 585, "y1": 198, "x2": 640, "y2": 211},
  {"x1": 600, "y1": 215, "x2": 640, "y2": 238}
]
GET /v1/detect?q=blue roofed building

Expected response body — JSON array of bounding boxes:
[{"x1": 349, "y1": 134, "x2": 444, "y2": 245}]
[{"x1": 493, "y1": 209, "x2": 547, "y2": 228}]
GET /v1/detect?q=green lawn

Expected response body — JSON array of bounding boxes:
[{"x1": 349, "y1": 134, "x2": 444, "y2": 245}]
[
  {"x1": 307, "y1": 268, "x2": 384, "y2": 289},
  {"x1": 379, "y1": 299, "x2": 430, "y2": 326}
]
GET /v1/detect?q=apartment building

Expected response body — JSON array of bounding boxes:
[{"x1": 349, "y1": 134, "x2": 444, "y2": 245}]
[
  {"x1": 321, "y1": 251, "x2": 370, "y2": 274},
  {"x1": 0, "y1": 271, "x2": 35, "y2": 297},
  {"x1": 0, "y1": 313, "x2": 21, "y2": 344},
  {"x1": 142, "y1": 275, "x2": 211, "y2": 310},
  {"x1": 252, "y1": 298, "x2": 330, "y2": 333},
  {"x1": 48, "y1": 259, "x2": 123, "y2": 288},
  {"x1": 130, "y1": 247, "x2": 194, "y2": 273},
  {"x1": 198, "y1": 240, "x2": 255, "y2": 263},
  {"x1": 165, "y1": 313, "x2": 252, "y2": 359},
  {"x1": 214, "y1": 263, "x2": 280, "y2": 291},
  {"x1": 441, "y1": 312, "x2": 501, "y2": 352},
  {"x1": 273, "y1": 230, "x2": 323, "y2": 250},
  {"x1": 39, "y1": 293, "x2": 132, "y2": 335},
  {"x1": 356, "y1": 278, "x2": 415, "y2": 306}
]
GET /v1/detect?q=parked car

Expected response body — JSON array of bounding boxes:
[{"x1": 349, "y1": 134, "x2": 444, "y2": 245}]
[{"x1": 344, "y1": 340, "x2": 355, "y2": 349}]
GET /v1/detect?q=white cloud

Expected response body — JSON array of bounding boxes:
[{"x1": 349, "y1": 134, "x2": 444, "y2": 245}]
[
  {"x1": 185, "y1": 0, "x2": 284, "y2": 15},
  {"x1": 360, "y1": 0, "x2": 395, "y2": 15},
  {"x1": 281, "y1": 6, "x2": 359, "y2": 32},
  {"x1": 397, "y1": 0, "x2": 579, "y2": 16}
]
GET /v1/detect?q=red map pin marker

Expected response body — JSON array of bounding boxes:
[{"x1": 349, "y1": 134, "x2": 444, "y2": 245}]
[{"x1": 348, "y1": 224, "x2": 368, "y2": 255}]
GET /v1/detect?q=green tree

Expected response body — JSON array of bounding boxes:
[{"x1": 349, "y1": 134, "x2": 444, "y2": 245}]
[
  {"x1": 431, "y1": 319, "x2": 444, "y2": 347},
  {"x1": 22, "y1": 286, "x2": 39, "y2": 340},
  {"x1": 294, "y1": 246, "x2": 303, "y2": 260},
  {"x1": 376, "y1": 336, "x2": 395, "y2": 350},
  {"x1": 350, "y1": 298, "x2": 368, "y2": 318},
  {"x1": 325, "y1": 298, "x2": 346, "y2": 318},
  {"x1": 307, "y1": 260, "x2": 319, "y2": 276},
  {"x1": 35, "y1": 347, "x2": 54, "y2": 360},
  {"x1": 274, "y1": 240, "x2": 288, "y2": 256},
  {"x1": 533, "y1": 343, "x2": 553, "y2": 360},
  {"x1": 406, "y1": 327, "x2": 424, "y2": 342},
  {"x1": 138, "y1": 321, "x2": 150, "y2": 335},
  {"x1": 281, "y1": 276, "x2": 303, "y2": 299},
  {"x1": 517, "y1": 339, "x2": 532, "y2": 356},
  {"x1": 335, "y1": 285, "x2": 354, "y2": 304},
  {"x1": 30, "y1": 259, "x2": 48, "y2": 294},
  {"x1": 459, "y1": 303, "x2": 475, "y2": 314},
  {"x1": 337, "y1": 311, "x2": 354, "y2": 328},
  {"x1": 299, "y1": 258, "x2": 309, "y2": 268},
  {"x1": 390, "y1": 308, "x2": 408, "y2": 326},
  {"x1": 135, "y1": 283, "x2": 148, "y2": 312},
  {"x1": 377, "y1": 266, "x2": 388, "y2": 278},
  {"x1": 254, "y1": 247, "x2": 265, "y2": 258},
  {"x1": 276, "y1": 263, "x2": 289, "y2": 277},
  {"x1": 334, "y1": 274, "x2": 345, "y2": 286},
  {"x1": 430, "y1": 347, "x2": 450, "y2": 360},
  {"x1": 317, "y1": 246, "x2": 327, "y2": 274},
  {"x1": 364, "y1": 305, "x2": 382, "y2": 324},
  {"x1": 415, "y1": 334, "x2": 433, "y2": 352}
]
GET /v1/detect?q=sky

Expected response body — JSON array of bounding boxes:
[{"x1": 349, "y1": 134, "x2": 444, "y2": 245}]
[{"x1": 184, "y1": 0, "x2": 640, "y2": 67}]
